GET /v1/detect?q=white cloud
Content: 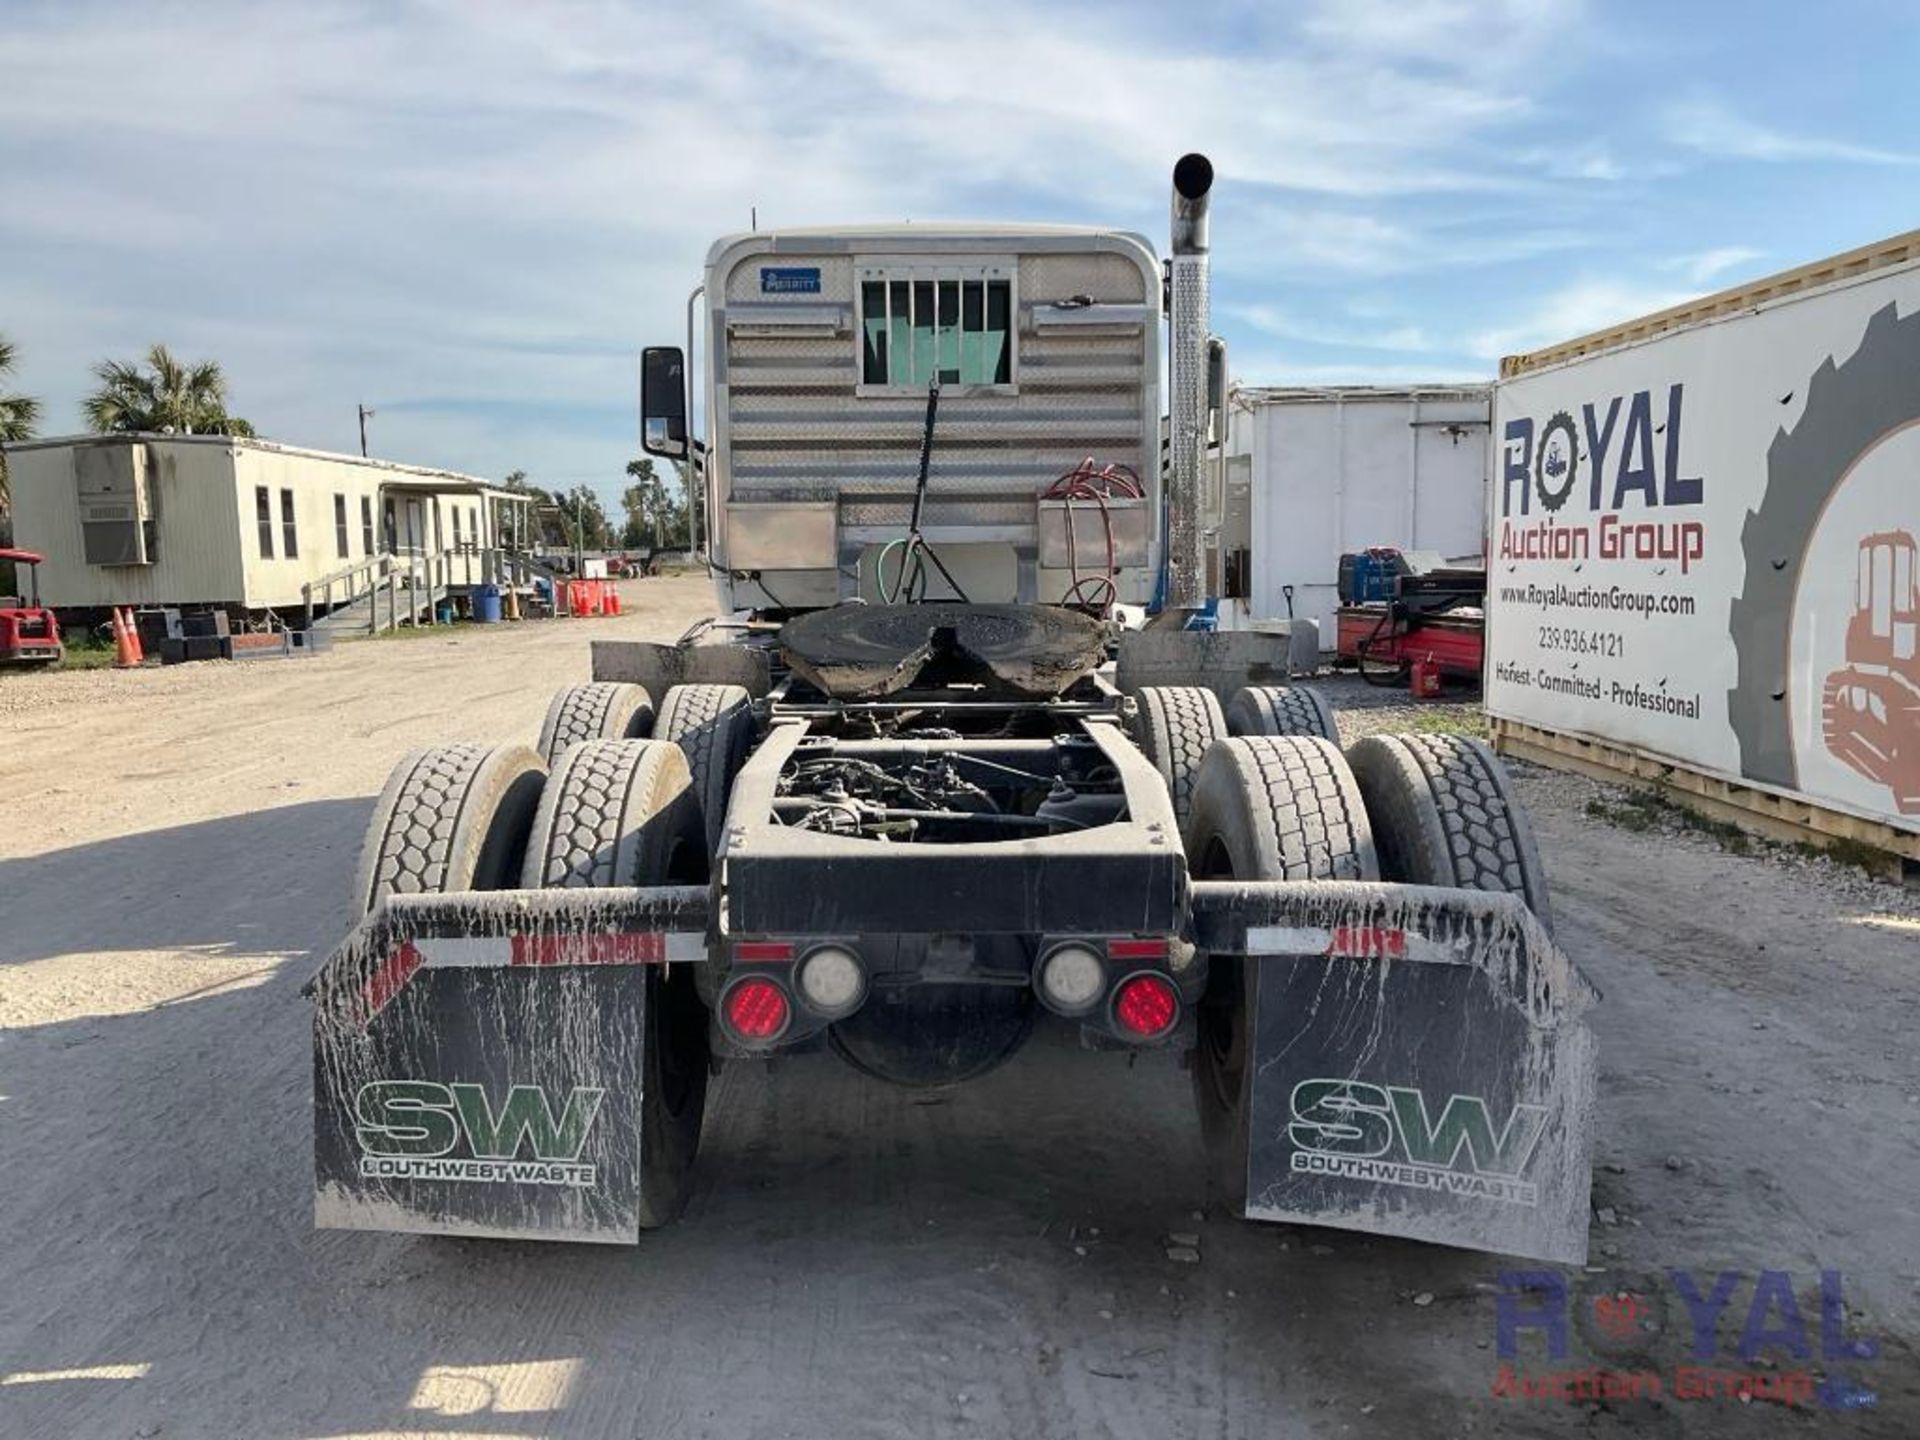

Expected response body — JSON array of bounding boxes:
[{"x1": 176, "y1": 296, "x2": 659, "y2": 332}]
[
  {"x1": 1661, "y1": 246, "x2": 1766, "y2": 287},
  {"x1": 1235, "y1": 305, "x2": 1438, "y2": 354},
  {"x1": 1515, "y1": 142, "x2": 1630, "y2": 182},
  {"x1": 1664, "y1": 97, "x2": 1915, "y2": 166},
  {"x1": 1300, "y1": 0, "x2": 1587, "y2": 68},
  {"x1": 0, "y1": 0, "x2": 1849, "y2": 504},
  {"x1": 1237, "y1": 205, "x2": 1590, "y2": 279},
  {"x1": 1465, "y1": 278, "x2": 1698, "y2": 359}
]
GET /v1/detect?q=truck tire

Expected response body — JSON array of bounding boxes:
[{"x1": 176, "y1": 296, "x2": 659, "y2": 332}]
[
  {"x1": 656, "y1": 683, "x2": 755, "y2": 856},
  {"x1": 520, "y1": 739, "x2": 704, "y2": 889},
  {"x1": 1225, "y1": 684, "x2": 1337, "y2": 743},
  {"x1": 1131, "y1": 685, "x2": 1228, "y2": 830},
  {"x1": 521, "y1": 738, "x2": 708, "y2": 1228},
  {"x1": 353, "y1": 743, "x2": 547, "y2": 915},
  {"x1": 535, "y1": 682, "x2": 654, "y2": 766},
  {"x1": 1183, "y1": 736, "x2": 1379, "y2": 1207},
  {"x1": 1184, "y1": 736, "x2": 1379, "y2": 884},
  {"x1": 1346, "y1": 733, "x2": 1552, "y2": 931}
]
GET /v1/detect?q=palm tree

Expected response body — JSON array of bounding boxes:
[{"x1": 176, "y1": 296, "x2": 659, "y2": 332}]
[
  {"x1": 84, "y1": 343, "x2": 253, "y2": 437},
  {"x1": 0, "y1": 334, "x2": 42, "y2": 510}
]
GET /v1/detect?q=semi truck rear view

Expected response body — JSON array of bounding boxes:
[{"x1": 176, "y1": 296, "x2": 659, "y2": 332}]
[{"x1": 310, "y1": 155, "x2": 1599, "y2": 1263}]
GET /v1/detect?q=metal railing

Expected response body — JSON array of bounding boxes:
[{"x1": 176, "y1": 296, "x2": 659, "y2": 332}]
[{"x1": 302, "y1": 548, "x2": 570, "y2": 634}]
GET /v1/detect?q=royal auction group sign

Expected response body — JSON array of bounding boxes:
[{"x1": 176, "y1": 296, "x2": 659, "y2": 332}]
[{"x1": 1487, "y1": 254, "x2": 1920, "y2": 833}]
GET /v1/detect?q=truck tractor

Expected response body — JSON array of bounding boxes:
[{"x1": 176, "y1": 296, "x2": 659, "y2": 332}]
[
  {"x1": 1824, "y1": 528, "x2": 1919, "y2": 814},
  {"x1": 311, "y1": 155, "x2": 1597, "y2": 1262}
]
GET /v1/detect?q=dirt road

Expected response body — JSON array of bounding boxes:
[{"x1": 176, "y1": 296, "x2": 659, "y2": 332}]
[{"x1": 2, "y1": 581, "x2": 1916, "y2": 1438}]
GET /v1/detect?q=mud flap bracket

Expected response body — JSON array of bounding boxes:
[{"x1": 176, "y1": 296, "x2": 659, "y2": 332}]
[{"x1": 1191, "y1": 880, "x2": 1599, "y2": 1264}]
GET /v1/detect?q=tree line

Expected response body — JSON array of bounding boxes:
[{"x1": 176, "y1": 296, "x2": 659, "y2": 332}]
[
  {"x1": 0, "y1": 336, "x2": 252, "y2": 508},
  {"x1": 501, "y1": 459, "x2": 690, "y2": 553}
]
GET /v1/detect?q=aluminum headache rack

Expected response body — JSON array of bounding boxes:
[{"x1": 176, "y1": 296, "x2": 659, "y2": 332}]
[{"x1": 310, "y1": 879, "x2": 1598, "y2": 1261}]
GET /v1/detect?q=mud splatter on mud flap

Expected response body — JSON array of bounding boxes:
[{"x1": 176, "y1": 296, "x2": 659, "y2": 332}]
[
  {"x1": 1190, "y1": 880, "x2": 1599, "y2": 1264},
  {"x1": 307, "y1": 886, "x2": 709, "y2": 1243}
]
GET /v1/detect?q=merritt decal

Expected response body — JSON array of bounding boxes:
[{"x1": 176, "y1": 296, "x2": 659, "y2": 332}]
[
  {"x1": 353, "y1": 1080, "x2": 605, "y2": 1187},
  {"x1": 1287, "y1": 1079, "x2": 1550, "y2": 1207}
]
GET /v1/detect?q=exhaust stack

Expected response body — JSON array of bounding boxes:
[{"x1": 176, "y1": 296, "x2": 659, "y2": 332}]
[{"x1": 1167, "y1": 153, "x2": 1213, "y2": 609}]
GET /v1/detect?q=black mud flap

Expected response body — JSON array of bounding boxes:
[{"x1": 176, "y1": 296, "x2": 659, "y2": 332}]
[
  {"x1": 307, "y1": 886, "x2": 709, "y2": 1244},
  {"x1": 1191, "y1": 880, "x2": 1599, "y2": 1264}
]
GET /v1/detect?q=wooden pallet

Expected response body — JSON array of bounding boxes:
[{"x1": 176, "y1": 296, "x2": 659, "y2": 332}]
[{"x1": 1490, "y1": 717, "x2": 1920, "y2": 882}]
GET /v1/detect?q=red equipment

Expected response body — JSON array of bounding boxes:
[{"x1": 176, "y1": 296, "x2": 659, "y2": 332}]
[
  {"x1": 1336, "y1": 606, "x2": 1485, "y2": 681},
  {"x1": 1333, "y1": 546, "x2": 1486, "y2": 688},
  {"x1": 0, "y1": 549, "x2": 62, "y2": 666},
  {"x1": 1823, "y1": 529, "x2": 1919, "y2": 815}
]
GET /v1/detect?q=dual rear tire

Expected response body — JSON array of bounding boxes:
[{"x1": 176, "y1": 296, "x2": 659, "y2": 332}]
[
  {"x1": 354, "y1": 728, "x2": 716, "y2": 1229},
  {"x1": 1162, "y1": 704, "x2": 1550, "y2": 1209}
]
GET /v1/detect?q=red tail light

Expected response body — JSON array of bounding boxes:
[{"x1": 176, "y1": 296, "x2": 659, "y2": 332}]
[
  {"x1": 1112, "y1": 974, "x2": 1177, "y2": 1038},
  {"x1": 723, "y1": 977, "x2": 791, "y2": 1041}
]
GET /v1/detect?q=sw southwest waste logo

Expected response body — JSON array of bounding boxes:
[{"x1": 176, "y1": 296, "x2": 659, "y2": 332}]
[
  {"x1": 1287, "y1": 1079, "x2": 1549, "y2": 1206},
  {"x1": 353, "y1": 1080, "x2": 604, "y2": 1187}
]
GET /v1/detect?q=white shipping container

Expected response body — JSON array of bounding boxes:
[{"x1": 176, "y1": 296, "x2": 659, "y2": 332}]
[
  {"x1": 1219, "y1": 386, "x2": 1492, "y2": 647},
  {"x1": 1487, "y1": 230, "x2": 1920, "y2": 836}
]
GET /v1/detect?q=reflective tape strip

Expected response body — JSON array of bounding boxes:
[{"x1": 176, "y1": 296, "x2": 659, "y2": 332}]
[
  {"x1": 356, "y1": 931, "x2": 706, "y2": 1026},
  {"x1": 1244, "y1": 925, "x2": 1459, "y2": 964}
]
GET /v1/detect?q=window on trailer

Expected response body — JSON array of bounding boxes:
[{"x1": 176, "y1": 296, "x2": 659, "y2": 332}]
[
  {"x1": 859, "y1": 267, "x2": 1013, "y2": 391},
  {"x1": 334, "y1": 494, "x2": 350, "y2": 559},
  {"x1": 255, "y1": 487, "x2": 274, "y2": 559},
  {"x1": 361, "y1": 496, "x2": 375, "y2": 556},
  {"x1": 281, "y1": 489, "x2": 298, "y2": 558}
]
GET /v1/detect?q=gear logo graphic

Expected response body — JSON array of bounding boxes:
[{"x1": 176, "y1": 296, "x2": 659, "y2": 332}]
[{"x1": 1534, "y1": 410, "x2": 1580, "y2": 514}]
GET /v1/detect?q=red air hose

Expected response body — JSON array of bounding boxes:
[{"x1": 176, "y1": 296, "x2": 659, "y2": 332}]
[{"x1": 1043, "y1": 458, "x2": 1144, "y2": 616}]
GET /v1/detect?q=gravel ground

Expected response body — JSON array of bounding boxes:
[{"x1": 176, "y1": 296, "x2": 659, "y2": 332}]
[{"x1": 2, "y1": 607, "x2": 1917, "y2": 1438}]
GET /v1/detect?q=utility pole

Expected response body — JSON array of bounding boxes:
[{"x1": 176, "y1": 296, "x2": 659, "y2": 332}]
[{"x1": 358, "y1": 404, "x2": 375, "y2": 457}]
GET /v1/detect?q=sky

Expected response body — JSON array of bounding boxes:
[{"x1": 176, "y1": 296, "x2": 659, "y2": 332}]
[{"x1": 2, "y1": 0, "x2": 1916, "y2": 511}]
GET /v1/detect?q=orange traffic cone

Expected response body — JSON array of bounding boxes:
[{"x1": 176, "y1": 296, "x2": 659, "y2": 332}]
[
  {"x1": 125, "y1": 609, "x2": 145, "y2": 664},
  {"x1": 112, "y1": 607, "x2": 143, "y2": 668}
]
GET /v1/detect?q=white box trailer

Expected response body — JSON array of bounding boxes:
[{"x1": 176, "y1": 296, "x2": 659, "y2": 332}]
[
  {"x1": 5, "y1": 434, "x2": 525, "y2": 613},
  {"x1": 1216, "y1": 386, "x2": 1492, "y2": 649},
  {"x1": 1486, "y1": 229, "x2": 1920, "y2": 865}
]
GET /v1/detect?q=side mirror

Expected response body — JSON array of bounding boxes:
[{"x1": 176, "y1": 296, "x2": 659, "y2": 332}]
[{"x1": 641, "y1": 346, "x2": 689, "y2": 461}]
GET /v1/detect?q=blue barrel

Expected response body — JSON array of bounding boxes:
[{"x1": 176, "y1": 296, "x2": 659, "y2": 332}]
[{"x1": 473, "y1": 585, "x2": 503, "y2": 623}]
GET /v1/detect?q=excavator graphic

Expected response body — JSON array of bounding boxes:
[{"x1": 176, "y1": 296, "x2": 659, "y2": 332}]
[{"x1": 1823, "y1": 529, "x2": 1919, "y2": 815}]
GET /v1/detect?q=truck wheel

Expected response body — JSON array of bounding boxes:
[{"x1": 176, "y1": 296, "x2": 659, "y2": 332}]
[
  {"x1": 521, "y1": 738, "x2": 708, "y2": 1228},
  {"x1": 520, "y1": 739, "x2": 704, "y2": 888},
  {"x1": 1346, "y1": 733, "x2": 1552, "y2": 931},
  {"x1": 353, "y1": 743, "x2": 547, "y2": 915},
  {"x1": 1183, "y1": 736, "x2": 1379, "y2": 1206},
  {"x1": 1131, "y1": 685, "x2": 1228, "y2": 830},
  {"x1": 1225, "y1": 684, "x2": 1337, "y2": 742},
  {"x1": 535, "y1": 682, "x2": 655, "y2": 766},
  {"x1": 656, "y1": 683, "x2": 755, "y2": 856}
]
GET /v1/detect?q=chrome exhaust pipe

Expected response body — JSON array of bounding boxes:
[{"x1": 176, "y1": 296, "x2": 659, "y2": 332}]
[
  {"x1": 1171, "y1": 152, "x2": 1213, "y2": 257},
  {"x1": 1166, "y1": 153, "x2": 1214, "y2": 609}
]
